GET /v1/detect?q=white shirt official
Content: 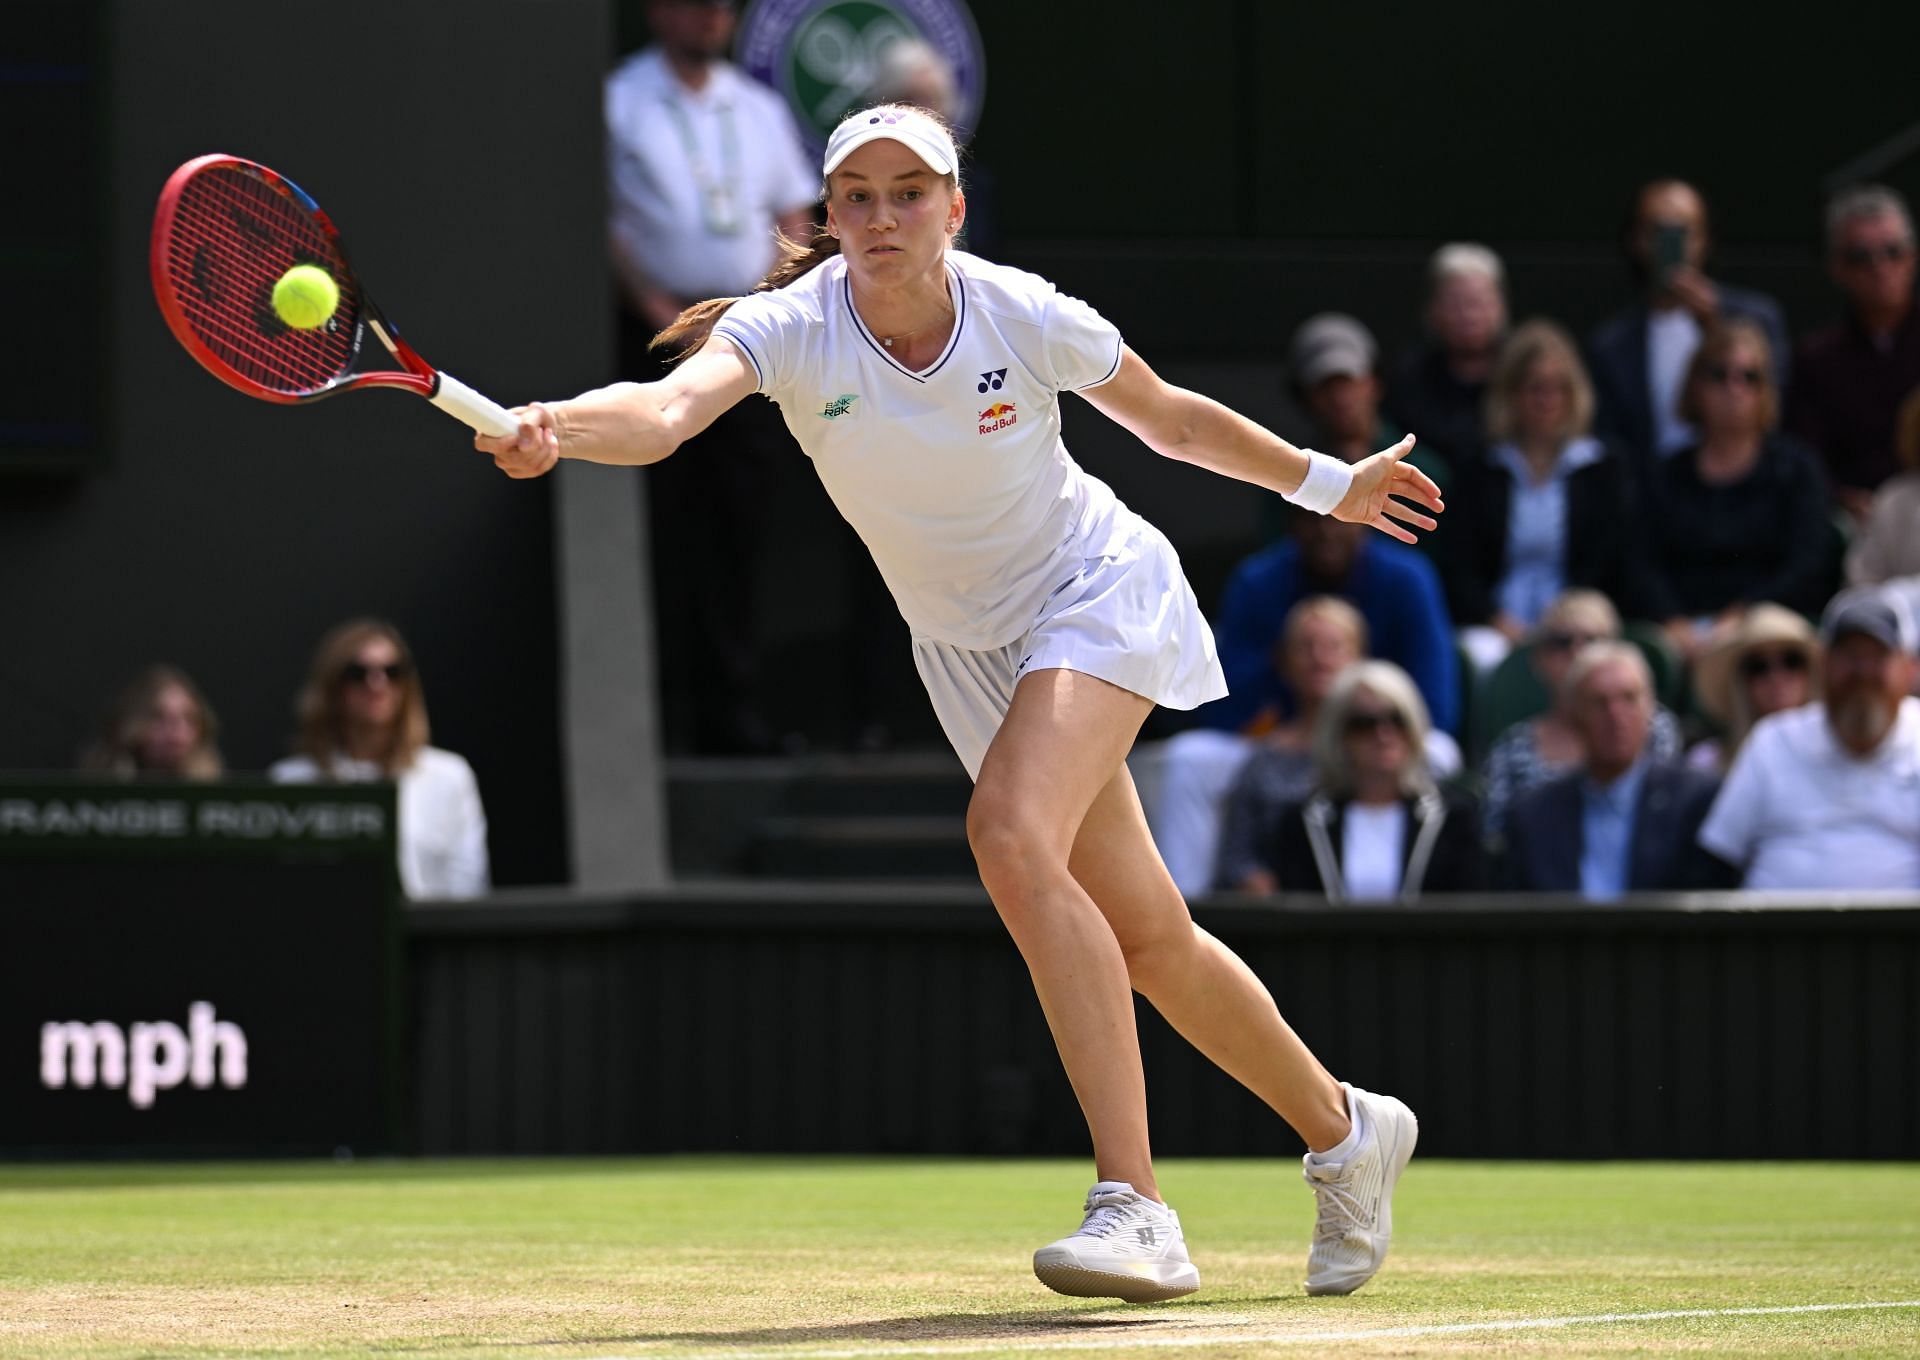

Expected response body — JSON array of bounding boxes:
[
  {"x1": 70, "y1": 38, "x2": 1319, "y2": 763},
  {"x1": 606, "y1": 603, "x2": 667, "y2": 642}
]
[
  {"x1": 270, "y1": 747, "x2": 491, "y2": 900},
  {"x1": 606, "y1": 48, "x2": 819, "y2": 300}
]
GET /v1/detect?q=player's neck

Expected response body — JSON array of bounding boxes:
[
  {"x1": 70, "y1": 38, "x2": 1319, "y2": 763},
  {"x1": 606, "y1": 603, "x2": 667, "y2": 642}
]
[
  {"x1": 851, "y1": 267, "x2": 954, "y2": 363},
  {"x1": 663, "y1": 50, "x2": 716, "y2": 92}
]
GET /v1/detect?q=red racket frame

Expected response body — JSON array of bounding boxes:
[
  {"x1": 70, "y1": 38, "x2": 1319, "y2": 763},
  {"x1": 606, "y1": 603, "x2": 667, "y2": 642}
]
[{"x1": 150, "y1": 154, "x2": 442, "y2": 405}]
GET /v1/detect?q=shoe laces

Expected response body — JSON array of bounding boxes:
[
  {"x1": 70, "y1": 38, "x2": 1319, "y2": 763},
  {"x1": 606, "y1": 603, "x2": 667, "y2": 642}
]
[
  {"x1": 1307, "y1": 1167, "x2": 1364, "y2": 1245},
  {"x1": 1075, "y1": 1187, "x2": 1140, "y2": 1239}
]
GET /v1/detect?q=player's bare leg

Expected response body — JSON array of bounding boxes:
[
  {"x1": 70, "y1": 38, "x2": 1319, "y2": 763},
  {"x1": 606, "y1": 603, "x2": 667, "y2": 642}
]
[
  {"x1": 1068, "y1": 765, "x2": 1418, "y2": 1296},
  {"x1": 1067, "y1": 768, "x2": 1351, "y2": 1149},
  {"x1": 966, "y1": 668, "x2": 1199, "y2": 1301}
]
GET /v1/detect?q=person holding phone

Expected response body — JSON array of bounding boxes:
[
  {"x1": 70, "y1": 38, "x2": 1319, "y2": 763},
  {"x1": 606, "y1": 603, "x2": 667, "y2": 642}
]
[{"x1": 1587, "y1": 179, "x2": 1790, "y2": 469}]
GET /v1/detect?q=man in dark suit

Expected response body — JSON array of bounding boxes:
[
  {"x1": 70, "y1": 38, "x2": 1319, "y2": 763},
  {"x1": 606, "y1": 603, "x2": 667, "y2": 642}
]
[
  {"x1": 1505, "y1": 641, "x2": 1732, "y2": 895},
  {"x1": 1587, "y1": 179, "x2": 1790, "y2": 469}
]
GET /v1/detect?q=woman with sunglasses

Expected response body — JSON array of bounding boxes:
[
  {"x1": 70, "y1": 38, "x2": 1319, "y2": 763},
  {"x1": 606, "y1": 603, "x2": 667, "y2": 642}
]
[
  {"x1": 270, "y1": 618, "x2": 490, "y2": 900},
  {"x1": 1641, "y1": 320, "x2": 1832, "y2": 662},
  {"x1": 1260, "y1": 661, "x2": 1485, "y2": 902},
  {"x1": 1686, "y1": 604, "x2": 1821, "y2": 777}
]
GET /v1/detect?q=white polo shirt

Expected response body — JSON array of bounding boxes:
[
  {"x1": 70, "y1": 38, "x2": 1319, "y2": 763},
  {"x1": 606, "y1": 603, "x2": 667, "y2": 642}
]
[
  {"x1": 713, "y1": 250, "x2": 1136, "y2": 650},
  {"x1": 605, "y1": 49, "x2": 819, "y2": 299},
  {"x1": 1698, "y1": 699, "x2": 1920, "y2": 889}
]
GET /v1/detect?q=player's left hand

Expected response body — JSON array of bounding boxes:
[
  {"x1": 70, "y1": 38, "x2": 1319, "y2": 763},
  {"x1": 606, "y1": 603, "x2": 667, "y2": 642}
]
[{"x1": 1333, "y1": 435, "x2": 1443, "y2": 544}]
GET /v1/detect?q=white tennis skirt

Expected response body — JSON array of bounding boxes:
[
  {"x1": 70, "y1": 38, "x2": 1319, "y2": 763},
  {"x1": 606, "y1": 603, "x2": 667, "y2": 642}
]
[{"x1": 911, "y1": 520, "x2": 1228, "y2": 780}]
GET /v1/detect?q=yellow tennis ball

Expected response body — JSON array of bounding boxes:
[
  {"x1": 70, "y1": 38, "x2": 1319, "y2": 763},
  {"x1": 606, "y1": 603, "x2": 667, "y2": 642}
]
[{"x1": 272, "y1": 264, "x2": 339, "y2": 330}]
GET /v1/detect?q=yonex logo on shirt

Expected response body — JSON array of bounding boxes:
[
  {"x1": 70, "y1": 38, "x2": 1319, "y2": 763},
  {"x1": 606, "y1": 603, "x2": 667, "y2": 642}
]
[
  {"x1": 977, "y1": 368, "x2": 1007, "y2": 393},
  {"x1": 979, "y1": 402, "x2": 1017, "y2": 434},
  {"x1": 820, "y1": 394, "x2": 859, "y2": 419}
]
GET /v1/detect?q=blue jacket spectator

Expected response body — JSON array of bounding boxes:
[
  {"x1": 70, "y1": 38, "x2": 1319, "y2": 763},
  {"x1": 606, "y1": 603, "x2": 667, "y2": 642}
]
[
  {"x1": 1503, "y1": 641, "x2": 1729, "y2": 895},
  {"x1": 1198, "y1": 509, "x2": 1459, "y2": 735},
  {"x1": 1588, "y1": 179, "x2": 1789, "y2": 468}
]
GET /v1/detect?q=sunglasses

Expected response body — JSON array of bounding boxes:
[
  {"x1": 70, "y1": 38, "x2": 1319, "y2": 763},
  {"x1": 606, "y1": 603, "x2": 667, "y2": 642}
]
[
  {"x1": 341, "y1": 661, "x2": 407, "y2": 686},
  {"x1": 1841, "y1": 241, "x2": 1912, "y2": 269},
  {"x1": 1738, "y1": 649, "x2": 1810, "y2": 681},
  {"x1": 1540, "y1": 631, "x2": 1605, "y2": 652},
  {"x1": 1344, "y1": 709, "x2": 1409, "y2": 737},
  {"x1": 1704, "y1": 364, "x2": 1765, "y2": 388}
]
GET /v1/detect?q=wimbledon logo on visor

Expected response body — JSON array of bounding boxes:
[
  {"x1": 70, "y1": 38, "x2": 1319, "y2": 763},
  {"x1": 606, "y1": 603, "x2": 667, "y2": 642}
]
[{"x1": 736, "y1": 0, "x2": 986, "y2": 154}]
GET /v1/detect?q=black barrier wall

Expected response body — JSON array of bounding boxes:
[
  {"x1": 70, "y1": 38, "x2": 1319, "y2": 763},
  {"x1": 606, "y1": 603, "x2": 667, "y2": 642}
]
[
  {"x1": 2, "y1": 781, "x2": 401, "y2": 1156},
  {"x1": 409, "y1": 889, "x2": 1920, "y2": 1161}
]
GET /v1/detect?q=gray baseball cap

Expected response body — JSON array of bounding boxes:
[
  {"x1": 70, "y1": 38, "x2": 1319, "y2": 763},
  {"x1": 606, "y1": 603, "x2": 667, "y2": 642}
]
[
  {"x1": 1290, "y1": 313, "x2": 1378, "y2": 387},
  {"x1": 1821, "y1": 585, "x2": 1916, "y2": 653}
]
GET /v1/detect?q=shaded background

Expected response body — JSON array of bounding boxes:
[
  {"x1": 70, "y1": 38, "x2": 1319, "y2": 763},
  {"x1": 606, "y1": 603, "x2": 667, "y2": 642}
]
[{"x1": 4, "y1": 0, "x2": 1915, "y2": 886}]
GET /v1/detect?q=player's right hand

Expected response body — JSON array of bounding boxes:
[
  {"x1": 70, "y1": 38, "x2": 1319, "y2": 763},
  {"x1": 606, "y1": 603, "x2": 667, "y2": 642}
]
[{"x1": 475, "y1": 402, "x2": 561, "y2": 479}]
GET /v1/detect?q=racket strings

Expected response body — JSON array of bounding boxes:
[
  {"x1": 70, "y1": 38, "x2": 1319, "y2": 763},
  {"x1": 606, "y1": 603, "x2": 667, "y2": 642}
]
[{"x1": 161, "y1": 165, "x2": 360, "y2": 395}]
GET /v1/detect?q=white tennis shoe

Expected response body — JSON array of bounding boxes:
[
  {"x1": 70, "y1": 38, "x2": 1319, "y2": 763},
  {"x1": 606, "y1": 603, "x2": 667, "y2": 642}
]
[
  {"x1": 1302, "y1": 1083, "x2": 1418, "y2": 1296},
  {"x1": 1032, "y1": 1181, "x2": 1201, "y2": 1303}
]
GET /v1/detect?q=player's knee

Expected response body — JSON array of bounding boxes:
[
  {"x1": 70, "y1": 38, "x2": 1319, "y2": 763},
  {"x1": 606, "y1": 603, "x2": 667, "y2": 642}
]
[{"x1": 965, "y1": 789, "x2": 1061, "y2": 892}]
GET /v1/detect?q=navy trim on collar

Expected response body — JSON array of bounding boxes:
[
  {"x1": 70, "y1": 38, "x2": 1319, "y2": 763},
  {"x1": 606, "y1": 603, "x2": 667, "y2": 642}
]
[{"x1": 844, "y1": 261, "x2": 966, "y2": 383}]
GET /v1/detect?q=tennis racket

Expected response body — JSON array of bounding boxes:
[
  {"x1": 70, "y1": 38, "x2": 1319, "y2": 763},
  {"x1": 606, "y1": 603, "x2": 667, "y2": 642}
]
[{"x1": 150, "y1": 154, "x2": 518, "y2": 437}]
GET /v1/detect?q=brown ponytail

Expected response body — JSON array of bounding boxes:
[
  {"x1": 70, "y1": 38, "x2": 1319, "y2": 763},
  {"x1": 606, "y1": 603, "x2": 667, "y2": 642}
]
[{"x1": 650, "y1": 224, "x2": 841, "y2": 364}]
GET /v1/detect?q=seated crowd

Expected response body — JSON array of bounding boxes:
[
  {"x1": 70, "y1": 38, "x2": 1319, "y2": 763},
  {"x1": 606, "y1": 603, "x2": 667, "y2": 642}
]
[
  {"x1": 78, "y1": 619, "x2": 490, "y2": 901},
  {"x1": 1150, "y1": 177, "x2": 1920, "y2": 899}
]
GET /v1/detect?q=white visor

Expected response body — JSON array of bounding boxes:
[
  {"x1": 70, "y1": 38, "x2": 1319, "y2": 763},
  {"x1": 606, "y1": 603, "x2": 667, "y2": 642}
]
[{"x1": 822, "y1": 106, "x2": 957, "y2": 178}]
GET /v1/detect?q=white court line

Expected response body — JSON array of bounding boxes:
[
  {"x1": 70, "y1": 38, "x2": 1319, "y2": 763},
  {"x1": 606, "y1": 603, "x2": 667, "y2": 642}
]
[{"x1": 607, "y1": 1299, "x2": 1920, "y2": 1359}]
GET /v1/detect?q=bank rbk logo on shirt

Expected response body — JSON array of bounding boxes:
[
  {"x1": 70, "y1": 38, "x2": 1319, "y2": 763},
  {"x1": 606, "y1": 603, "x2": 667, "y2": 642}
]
[
  {"x1": 820, "y1": 394, "x2": 859, "y2": 419},
  {"x1": 978, "y1": 402, "x2": 1017, "y2": 434}
]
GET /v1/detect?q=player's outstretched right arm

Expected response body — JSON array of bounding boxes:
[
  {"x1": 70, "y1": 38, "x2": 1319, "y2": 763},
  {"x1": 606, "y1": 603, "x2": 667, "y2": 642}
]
[{"x1": 474, "y1": 335, "x2": 760, "y2": 478}]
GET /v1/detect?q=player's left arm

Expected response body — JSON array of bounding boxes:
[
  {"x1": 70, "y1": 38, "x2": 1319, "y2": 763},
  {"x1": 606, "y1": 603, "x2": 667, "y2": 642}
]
[{"x1": 1078, "y1": 346, "x2": 1444, "y2": 543}]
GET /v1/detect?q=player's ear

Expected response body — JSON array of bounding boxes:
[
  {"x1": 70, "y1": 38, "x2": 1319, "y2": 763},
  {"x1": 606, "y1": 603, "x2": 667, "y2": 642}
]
[{"x1": 947, "y1": 187, "x2": 966, "y2": 237}]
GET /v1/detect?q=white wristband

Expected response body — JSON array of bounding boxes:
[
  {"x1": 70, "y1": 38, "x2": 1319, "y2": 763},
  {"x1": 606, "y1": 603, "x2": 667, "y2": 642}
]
[{"x1": 1284, "y1": 450, "x2": 1354, "y2": 515}]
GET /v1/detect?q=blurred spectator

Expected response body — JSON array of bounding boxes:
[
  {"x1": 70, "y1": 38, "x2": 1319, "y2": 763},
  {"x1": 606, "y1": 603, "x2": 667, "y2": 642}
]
[
  {"x1": 1641, "y1": 320, "x2": 1832, "y2": 659},
  {"x1": 79, "y1": 664, "x2": 223, "y2": 781},
  {"x1": 607, "y1": 0, "x2": 820, "y2": 753},
  {"x1": 1385, "y1": 243, "x2": 1507, "y2": 467},
  {"x1": 1183, "y1": 599, "x2": 1462, "y2": 895},
  {"x1": 1789, "y1": 185, "x2": 1920, "y2": 519},
  {"x1": 270, "y1": 620, "x2": 490, "y2": 901},
  {"x1": 1699, "y1": 587, "x2": 1920, "y2": 889},
  {"x1": 1259, "y1": 662, "x2": 1486, "y2": 901},
  {"x1": 1480, "y1": 590, "x2": 1684, "y2": 849},
  {"x1": 1505, "y1": 642, "x2": 1730, "y2": 896},
  {"x1": 1589, "y1": 179, "x2": 1789, "y2": 466},
  {"x1": 1287, "y1": 313, "x2": 1447, "y2": 495},
  {"x1": 1686, "y1": 604, "x2": 1820, "y2": 776},
  {"x1": 868, "y1": 38, "x2": 995, "y2": 257},
  {"x1": 1846, "y1": 385, "x2": 1920, "y2": 585},
  {"x1": 1441, "y1": 319, "x2": 1651, "y2": 672},
  {"x1": 1200, "y1": 504, "x2": 1459, "y2": 738}
]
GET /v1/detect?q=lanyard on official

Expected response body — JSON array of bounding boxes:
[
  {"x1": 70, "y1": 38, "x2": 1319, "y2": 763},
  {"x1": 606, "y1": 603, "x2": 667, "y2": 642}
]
[{"x1": 662, "y1": 90, "x2": 744, "y2": 237}]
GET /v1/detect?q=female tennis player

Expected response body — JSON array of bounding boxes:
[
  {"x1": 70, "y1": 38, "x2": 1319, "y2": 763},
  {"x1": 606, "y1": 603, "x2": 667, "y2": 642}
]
[{"x1": 477, "y1": 104, "x2": 1439, "y2": 1303}]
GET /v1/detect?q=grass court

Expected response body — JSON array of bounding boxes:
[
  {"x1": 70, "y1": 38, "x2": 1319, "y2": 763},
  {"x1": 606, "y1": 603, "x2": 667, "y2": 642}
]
[{"x1": 3, "y1": 1157, "x2": 1917, "y2": 1358}]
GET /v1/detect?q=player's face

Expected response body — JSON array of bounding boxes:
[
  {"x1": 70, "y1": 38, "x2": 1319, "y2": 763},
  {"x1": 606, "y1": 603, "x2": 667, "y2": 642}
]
[{"x1": 827, "y1": 141, "x2": 961, "y2": 286}]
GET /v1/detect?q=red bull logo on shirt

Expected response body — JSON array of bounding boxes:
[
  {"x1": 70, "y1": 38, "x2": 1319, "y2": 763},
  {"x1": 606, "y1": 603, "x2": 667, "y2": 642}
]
[{"x1": 978, "y1": 402, "x2": 1017, "y2": 434}]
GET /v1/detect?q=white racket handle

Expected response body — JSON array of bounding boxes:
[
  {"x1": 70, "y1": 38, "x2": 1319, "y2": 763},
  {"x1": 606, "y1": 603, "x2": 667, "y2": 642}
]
[{"x1": 428, "y1": 370, "x2": 519, "y2": 438}]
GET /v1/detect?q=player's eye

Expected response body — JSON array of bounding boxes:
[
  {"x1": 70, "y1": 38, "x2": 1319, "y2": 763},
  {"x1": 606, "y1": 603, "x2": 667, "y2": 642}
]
[{"x1": 900, "y1": 189, "x2": 922, "y2": 201}]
